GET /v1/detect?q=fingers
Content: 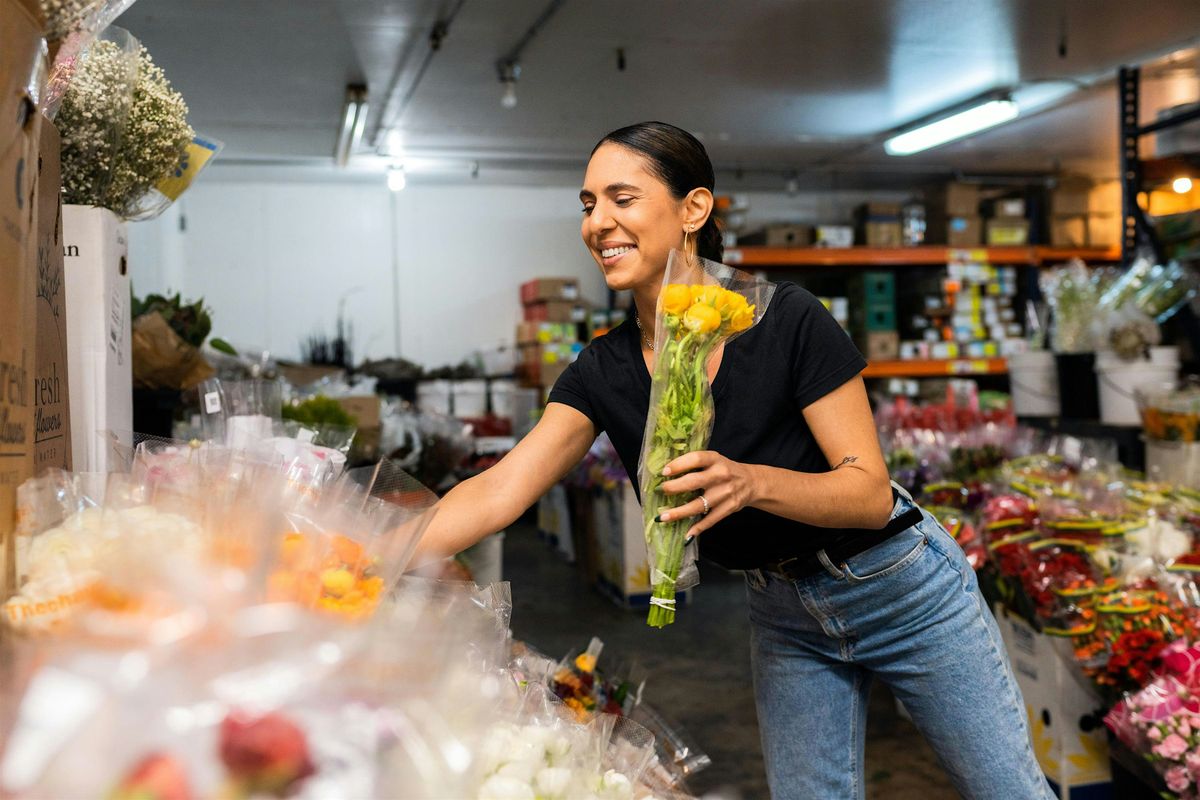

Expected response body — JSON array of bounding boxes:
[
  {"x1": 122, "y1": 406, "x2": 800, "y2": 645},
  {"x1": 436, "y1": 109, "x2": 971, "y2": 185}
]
[
  {"x1": 658, "y1": 497, "x2": 708, "y2": 523},
  {"x1": 662, "y1": 450, "x2": 716, "y2": 477},
  {"x1": 660, "y1": 470, "x2": 708, "y2": 495}
]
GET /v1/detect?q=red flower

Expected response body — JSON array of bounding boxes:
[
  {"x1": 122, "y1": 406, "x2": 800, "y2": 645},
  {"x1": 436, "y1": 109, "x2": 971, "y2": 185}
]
[
  {"x1": 108, "y1": 753, "x2": 193, "y2": 800},
  {"x1": 219, "y1": 712, "x2": 314, "y2": 796}
]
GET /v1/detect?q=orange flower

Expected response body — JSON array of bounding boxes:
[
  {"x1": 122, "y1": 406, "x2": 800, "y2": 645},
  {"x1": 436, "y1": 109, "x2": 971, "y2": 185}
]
[
  {"x1": 661, "y1": 284, "x2": 692, "y2": 316},
  {"x1": 683, "y1": 303, "x2": 722, "y2": 334}
]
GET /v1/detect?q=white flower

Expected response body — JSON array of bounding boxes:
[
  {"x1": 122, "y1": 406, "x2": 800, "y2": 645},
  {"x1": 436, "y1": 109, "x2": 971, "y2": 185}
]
[
  {"x1": 534, "y1": 766, "x2": 573, "y2": 798},
  {"x1": 477, "y1": 774, "x2": 535, "y2": 800},
  {"x1": 544, "y1": 732, "x2": 573, "y2": 765},
  {"x1": 598, "y1": 770, "x2": 634, "y2": 800},
  {"x1": 496, "y1": 758, "x2": 539, "y2": 785}
]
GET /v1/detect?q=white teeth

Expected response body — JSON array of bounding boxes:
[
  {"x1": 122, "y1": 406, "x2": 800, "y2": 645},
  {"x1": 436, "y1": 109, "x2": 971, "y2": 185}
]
[{"x1": 601, "y1": 246, "x2": 634, "y2": 258}]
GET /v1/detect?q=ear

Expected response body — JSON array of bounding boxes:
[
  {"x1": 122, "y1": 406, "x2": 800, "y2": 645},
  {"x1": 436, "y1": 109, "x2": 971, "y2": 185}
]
[{"x1": 681, "y1": 187, "x2": 714, "y2": 231}]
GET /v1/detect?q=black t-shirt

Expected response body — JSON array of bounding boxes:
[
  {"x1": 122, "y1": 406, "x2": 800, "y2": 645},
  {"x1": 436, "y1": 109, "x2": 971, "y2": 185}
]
[{"x1": 548, "y1": 281, "x2": 870, "y2": 570}]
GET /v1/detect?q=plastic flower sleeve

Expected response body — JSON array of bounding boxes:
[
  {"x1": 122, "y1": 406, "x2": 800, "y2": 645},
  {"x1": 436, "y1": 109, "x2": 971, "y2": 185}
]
[{"x1": 638, "y1": 250, "x2": 776, "y2": 627}]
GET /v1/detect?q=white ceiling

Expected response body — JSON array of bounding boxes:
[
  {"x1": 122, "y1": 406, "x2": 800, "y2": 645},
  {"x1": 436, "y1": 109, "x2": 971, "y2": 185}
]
[{"x1": 117, "y1": 0, "x2": 1200, "y2": 186}]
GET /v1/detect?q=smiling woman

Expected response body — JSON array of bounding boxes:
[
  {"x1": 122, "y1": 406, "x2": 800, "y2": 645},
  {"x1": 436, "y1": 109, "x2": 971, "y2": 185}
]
[{"x1": 412, "y1": 121, "x2": 1056, "y2": 800}]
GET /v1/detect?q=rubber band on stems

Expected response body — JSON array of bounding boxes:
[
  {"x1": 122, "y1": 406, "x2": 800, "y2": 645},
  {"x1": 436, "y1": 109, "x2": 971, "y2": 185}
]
[{"x1": 649, "y1": 597, "x2": 676, "y2": 610}]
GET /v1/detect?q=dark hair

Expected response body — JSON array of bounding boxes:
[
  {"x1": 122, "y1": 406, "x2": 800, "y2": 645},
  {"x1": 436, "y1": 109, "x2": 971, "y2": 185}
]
[{"x1": 592, "y1": 121, "x2": 723, "y2": 262}]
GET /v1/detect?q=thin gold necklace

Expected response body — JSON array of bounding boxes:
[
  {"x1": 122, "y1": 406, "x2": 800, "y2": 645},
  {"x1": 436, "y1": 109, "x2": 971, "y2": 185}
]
[{"x1": 634, "y1": 315, "x2": 654, "y2": 351}]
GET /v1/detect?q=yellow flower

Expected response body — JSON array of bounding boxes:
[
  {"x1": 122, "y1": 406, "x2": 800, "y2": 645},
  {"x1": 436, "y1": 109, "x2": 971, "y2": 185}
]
[
  {"x1": 690, "y1": 285, "x2": 722, "y2": 306},
  {"x1": 683, "y1": 303, "x2": 722, "y2": 334},
  {"x1": 575, "y1": 653, "x2": 597, "y2": 672},
  {"x1": 661, "y1": 284, "x2": 692, "y2": 316},
  {"x1": 729, "y1": 304, "x2": 755, "y2": 332},
  {"x1": 320, "y1": 567, "x2": 356, "y2": 598},
  {"x1": 718, "y1": 289, "x2": 749, "y2": 312}
]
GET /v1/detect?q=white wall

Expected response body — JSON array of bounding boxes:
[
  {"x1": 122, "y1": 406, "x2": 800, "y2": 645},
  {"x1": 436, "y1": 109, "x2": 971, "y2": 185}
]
[
  {"x1": 126, "y1": 175, "x2": 906, "y2": 368},
  {"x1": 129, "y1": 179, "x2": 607, "y2": 367}
]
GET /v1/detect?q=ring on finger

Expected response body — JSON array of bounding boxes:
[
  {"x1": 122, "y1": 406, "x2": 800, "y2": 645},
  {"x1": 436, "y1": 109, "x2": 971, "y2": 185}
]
[{"x1": 699, "y1": 494, "x2": 710, "y2": 516}]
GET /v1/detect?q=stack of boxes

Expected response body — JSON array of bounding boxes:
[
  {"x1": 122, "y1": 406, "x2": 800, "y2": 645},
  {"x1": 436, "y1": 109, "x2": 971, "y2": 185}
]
[
  {"x1": 926, "y1": 183, "x2": 982, "y2": 247},
  {"x1": 849, "y1": 271, "x2": 899, "y2": 361},
  {"x1": 517, "y1": 277, "x2": 586, "y2": 389},
  {"x1": 899, "y1": 261, "x2": 1022, "y2": 360},
  {"x1": 985, "y1": 197, "x2": 1031, "y2": 246},
  {"x1": 854, "y1": 203, "x2": 904, "y2": 246},
  {"x1": 1049, "y1": 178, "x2": 1122, "y2": 248}
]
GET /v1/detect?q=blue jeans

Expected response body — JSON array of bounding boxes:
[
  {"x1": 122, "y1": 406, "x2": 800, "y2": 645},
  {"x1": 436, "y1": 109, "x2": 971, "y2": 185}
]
[{"x1": 745, "y1": 493, "x2": 1054, "y2": 800}]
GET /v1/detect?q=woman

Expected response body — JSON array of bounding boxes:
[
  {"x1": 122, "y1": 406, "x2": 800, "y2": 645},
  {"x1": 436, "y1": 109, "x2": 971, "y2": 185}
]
[{"x1": 416, "y1": 121, "x2": 1053, "y2": 800}]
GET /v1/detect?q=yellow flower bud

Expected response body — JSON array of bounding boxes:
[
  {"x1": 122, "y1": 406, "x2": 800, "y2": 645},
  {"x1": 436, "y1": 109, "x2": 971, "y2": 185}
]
[
  {"x1": 320, "y1": 568, "x2": 356, "y2": 598},
  {"x1": 690, "y1": 285, "x2": 722, "y2": 306},
  {"x1": 729, "y1": 305, "x2": 756, "y2": 332},
  {"x1": 661, "y1": 284, "x2": 692, "y2": 316},
  {"x1": 683, "y1": 303, "x2": 722, "y2": 334}
]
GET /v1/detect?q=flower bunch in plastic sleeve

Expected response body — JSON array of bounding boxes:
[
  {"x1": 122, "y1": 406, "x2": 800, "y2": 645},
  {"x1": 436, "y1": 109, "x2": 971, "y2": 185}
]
[
  {"x1": 639, "y1": 250, "x2": 775, "y2": 627},
  {"x1": 56, "y1": 26, "x2": 193, "y2": 218}
]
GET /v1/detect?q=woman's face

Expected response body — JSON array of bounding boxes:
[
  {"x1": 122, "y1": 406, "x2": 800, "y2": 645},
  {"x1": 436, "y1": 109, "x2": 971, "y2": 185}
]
[{"x1": 579, "y1": 143, "x2": 686, "y2": 292}]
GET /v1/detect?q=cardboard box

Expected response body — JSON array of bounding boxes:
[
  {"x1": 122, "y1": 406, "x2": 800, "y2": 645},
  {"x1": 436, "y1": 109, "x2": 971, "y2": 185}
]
[
  {"x1": 1090, "y1": 181, "x2": 1122, "y2": 215},
  {"x1": 995, "y1": 198, "x2": 1027, "y2": 218},
  {"x1": 0, "y1": 0, "x2": 45, "y2": 596},
  {"x1": 523, "y1": 300, "x2": 589, "y2": 324},
  {"x1": 63, "y1": 205, "x2": 133, "y2": 473},
  {"x1": 987, "y1": 218, "x2": 1030, "y2": 246},
  {"x1": 33, "y1": 121, "x2": 71, "y2": 473},
  {"x1": 516, "y1": 321, "x2": 577, "y2": 345},
  {"x1": 764, "y1": 224, "x2": 812, "y2": 247},
  {"x1": 995, "y1": 607, "x2": 1111, "y2": 798},
  {"x1": 276, "y1": 363, "x2": 346, "y2": 388},
  {"x1": 1051, "y1": 179, "x2": 1091, "y2": 217},
  {"x1": 1050, "y1": 216, "x2": 1087, "y2": 248},
  {"x1": 859, "y1": 331, "x2": 899, "y2": 361},
  {"x1": 862, "y1": 221, "x2": 903, "y2": 247},
  {"x1": 1087, "y1": 214, "x2": 1121, "y2": 248},
  {"x1": 946, "y1": 216, "x2": 983, "y2": 247},
  {"x1": 928, "y1": 182, "x2": 981, "y2": 216},
  {"x1": 335, "y1": 395, "x2": 381, "y2": 430},
  {"x1": 815, "y1": 225, "x2": 854, "y2": 248},
  {"x1": 520, "y1": 277, "x2": 580, "y2": 305}
]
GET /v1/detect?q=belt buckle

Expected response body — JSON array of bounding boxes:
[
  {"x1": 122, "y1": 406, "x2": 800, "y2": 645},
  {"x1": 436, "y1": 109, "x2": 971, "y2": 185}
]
[{"x1": 773, "y1": 556, "x2": 799, "y2": 578}]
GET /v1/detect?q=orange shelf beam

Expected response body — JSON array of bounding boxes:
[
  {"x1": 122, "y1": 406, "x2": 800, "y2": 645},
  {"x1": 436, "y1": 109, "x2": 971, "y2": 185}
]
[
  {"x1": 862, "y1": 358, "x2": 1009, "y2": 379},
  {"x1": 725, "y1": 245, "x2": 1121, "y2": 268}
]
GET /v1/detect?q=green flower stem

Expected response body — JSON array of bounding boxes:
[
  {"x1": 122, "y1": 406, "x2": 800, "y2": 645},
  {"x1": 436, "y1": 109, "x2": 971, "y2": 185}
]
[{"x1": 645, "y1": 332, "x2": 720, "y2": 627}]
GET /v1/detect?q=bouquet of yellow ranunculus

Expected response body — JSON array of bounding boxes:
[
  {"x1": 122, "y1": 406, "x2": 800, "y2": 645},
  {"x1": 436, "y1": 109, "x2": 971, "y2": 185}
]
[{"x1": 639, "y1": 251, "x2": 775, "y2": 627}]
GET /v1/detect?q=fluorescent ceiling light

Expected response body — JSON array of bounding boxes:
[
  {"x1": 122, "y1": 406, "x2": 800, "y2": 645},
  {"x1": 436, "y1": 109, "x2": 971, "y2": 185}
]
[
  {"x1": 335, "y1": 85, "x2": 369, "y2": 167},
  {"x1": 387, "y1": 165, "x2": 407, "y2": 192},
  {"x1": 885, "y1": 99, "x2": 1019, "y2": 156}
]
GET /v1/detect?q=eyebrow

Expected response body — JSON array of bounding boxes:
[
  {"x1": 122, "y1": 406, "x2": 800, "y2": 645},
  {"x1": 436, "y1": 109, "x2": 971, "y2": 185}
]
[{"x1": 579, "y1": 182, "x2": 642, "y2": 201}]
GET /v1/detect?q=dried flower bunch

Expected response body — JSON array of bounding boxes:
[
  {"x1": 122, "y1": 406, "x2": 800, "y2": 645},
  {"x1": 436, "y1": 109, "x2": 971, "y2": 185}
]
[
  {"x1": 58, "y1": 38, "x2": 193, "y2": 217},
  {"x1": 39, "y1": 0, "x2": 100, "y2": 40}
]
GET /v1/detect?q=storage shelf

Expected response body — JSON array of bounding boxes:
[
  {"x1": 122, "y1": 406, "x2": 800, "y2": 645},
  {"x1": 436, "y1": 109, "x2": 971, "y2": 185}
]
[
  {"x1": 862, "y1": 358, "x2": 1009, "y2": 378},
  {"x1": 725, "y1": 245, "x2": 1121, "y2": 268}
]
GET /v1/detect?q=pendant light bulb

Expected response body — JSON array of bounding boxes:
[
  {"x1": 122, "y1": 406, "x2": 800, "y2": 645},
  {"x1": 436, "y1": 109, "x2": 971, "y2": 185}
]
[
  {"x1": 387, "y1": 165, "x2": 406, "y2": 192},
  {"x1": 1173, "y1": 176, "x2": 1193, "y2": 194},
  {"x1": 501, "y1": 79, "x2": 518, "y2": 109}
]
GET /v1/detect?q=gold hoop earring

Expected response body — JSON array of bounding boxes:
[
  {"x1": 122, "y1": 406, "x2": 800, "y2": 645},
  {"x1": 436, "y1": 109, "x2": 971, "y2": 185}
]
[{"x1": 683, "y1": 224, "x2": 696, "y2": 258}]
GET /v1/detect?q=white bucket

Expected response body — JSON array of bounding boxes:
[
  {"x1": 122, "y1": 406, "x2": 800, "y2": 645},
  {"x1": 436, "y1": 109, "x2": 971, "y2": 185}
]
[
  {"x1": 1096, "y1": 347, "x2": 1180, "y2": 426},
  {"x1": 1146, "y1": 438, "x2": 1200, "y2": 489},
  {"x1": 460, "y1": 531, "x2": 504, "y2": 585},
  {"x1": 452, "y1": 379, "x2": 489, "y2": 418},
  {"x1": 1007, "y1": 350, "x2": 1059, "y2": 417},
  {"x1": 416, "y1": 380, "x2": 452, "y2": 416},
  {"x1": 490, "y1": 379, "x2": 517, "y2": 421}
]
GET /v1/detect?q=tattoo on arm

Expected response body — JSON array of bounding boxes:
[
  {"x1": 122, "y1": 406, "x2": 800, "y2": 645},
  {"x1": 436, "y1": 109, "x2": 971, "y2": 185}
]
[{"x1": 834, "y1": 455, "x2": 859, "y2": 469}]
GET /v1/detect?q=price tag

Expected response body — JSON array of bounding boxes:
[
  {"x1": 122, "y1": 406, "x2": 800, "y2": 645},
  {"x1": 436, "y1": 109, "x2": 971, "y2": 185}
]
[{"x1": 204, "y1": 391, "x2": 221, "y2": 414}]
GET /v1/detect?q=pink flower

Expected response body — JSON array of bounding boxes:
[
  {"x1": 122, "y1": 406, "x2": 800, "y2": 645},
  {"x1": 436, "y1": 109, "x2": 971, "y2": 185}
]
[
  {"x1": 1149, "y1": 726, "x2": 1164, "y2": 741},
  {"x1": 1157, "y1": 733, "x2": 1191, "y2": 760},
  {"x1": 1168, "y1": 765, "x2": 1192, "y2": 793},
  {"x1": 1181, "y1": 720, "x2": 1194, "y2": 738},
  {"x1": 1186, "y1": 750, "x2": 1200, "y2": 781}
]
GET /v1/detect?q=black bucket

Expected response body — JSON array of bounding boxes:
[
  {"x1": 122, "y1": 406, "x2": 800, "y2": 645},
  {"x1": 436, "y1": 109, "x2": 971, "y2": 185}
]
[{"x1": 1053, "y1": 352, "x2": 1100, "y2": 420}]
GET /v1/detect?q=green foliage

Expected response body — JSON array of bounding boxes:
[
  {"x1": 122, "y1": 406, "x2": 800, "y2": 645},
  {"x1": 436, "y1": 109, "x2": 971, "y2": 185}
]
[
  {"x1": 281, "y1": 396, "x2": 357, "y2": 429},
  {"x1": 132, "y1": 291, "x2": 212, "y2": 347}
]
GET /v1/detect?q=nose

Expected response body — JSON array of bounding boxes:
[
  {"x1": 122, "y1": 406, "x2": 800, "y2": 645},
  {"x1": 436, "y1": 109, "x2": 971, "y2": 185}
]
[{"x1": 585, "y1": 200, "x2": 616, "y2": 240}]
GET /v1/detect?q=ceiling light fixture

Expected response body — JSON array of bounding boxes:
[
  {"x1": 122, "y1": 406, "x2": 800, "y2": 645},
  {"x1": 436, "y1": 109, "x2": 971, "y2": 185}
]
[
  {"x1": 335, "y1": 84, "x2": 369, "y2": 167},
  {"x1": 498, "y1": 60, "x2": 520, "y2": 109},
  {"x1": 1174, "y1": 176, "x2": 1193, "y2": 194},
  {"x1": 884, "y1": 95, "x2": 1019, "y2": 157},
  {"x1": 387, "y1": 165, "x2": 407, "y2": 192}
]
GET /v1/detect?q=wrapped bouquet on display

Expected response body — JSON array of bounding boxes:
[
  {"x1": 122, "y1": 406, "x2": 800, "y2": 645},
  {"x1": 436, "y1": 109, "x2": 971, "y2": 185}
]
[{"x1": 638, "y1": 250, "x2": 775, "y2": 627}]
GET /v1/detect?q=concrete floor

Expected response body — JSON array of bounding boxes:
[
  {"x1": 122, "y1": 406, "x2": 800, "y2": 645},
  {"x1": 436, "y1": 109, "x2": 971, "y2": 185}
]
[{"x1": 503, "y1": 523, "x2": 959, "y2": 799}]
